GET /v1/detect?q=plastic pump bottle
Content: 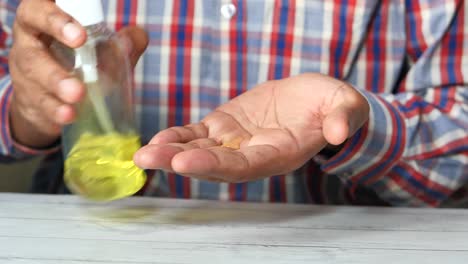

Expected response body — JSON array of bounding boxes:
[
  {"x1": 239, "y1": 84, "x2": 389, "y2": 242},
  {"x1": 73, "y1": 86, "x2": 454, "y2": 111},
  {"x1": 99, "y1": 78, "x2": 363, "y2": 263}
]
[{"x1": 53, "y1": 0, "x2": 146, "y2": 201}]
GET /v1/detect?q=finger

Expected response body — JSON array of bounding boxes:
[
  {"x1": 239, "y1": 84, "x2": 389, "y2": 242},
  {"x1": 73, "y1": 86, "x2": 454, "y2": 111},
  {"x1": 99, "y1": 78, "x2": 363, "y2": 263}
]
[
  {"x1": 41, "y1": 95, "x2": 76, "y2": 125},
  {"x1": 171, "y1": 145, "x2": 284, "y2": 182},
  {"x1": 12, "y1": 84, "x2": 76, "y2": 126},
  {"x1": 133, "y1": 139, "x2": 219, "y2": 170},
  {"x1": 10, "y1": 49, "x2": 79, "y2": 126},
  {"x1": 149, "y1": 124, "x2": 210, "y2": 144},
  {"x1": 9, "y1": 97, "x2": 62, "y2": 146},
  {"x1": 322, "y1": 94, "x2": 369, "y2": 145},
  {"x1": 133, "y1": 144, "x2": 184, "y2": 171},
  {"x1": 16, "y1": 0, "x2": 86, "y2": 47},
  {"x1": 116, "y1": 26, "x2": 149, "y2": 68},
  {"x1": 322, "y1": 104, "x2": 350, "y2": 145},
  {"x1": 188, "y1": 138, "x2": 221, "y2": 148},
  {"x1": 10, "y1": 46, "x2": 85, "y2": 104}
]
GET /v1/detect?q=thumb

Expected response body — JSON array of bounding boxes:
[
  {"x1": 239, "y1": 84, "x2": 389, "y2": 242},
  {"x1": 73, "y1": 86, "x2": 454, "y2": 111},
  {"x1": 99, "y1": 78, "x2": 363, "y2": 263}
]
[
  {"x1": 322, "y1": 94, "x2": 370, "y2": 146},
  {"x1": 117, "y1": 26, "x2": 149, "y2": 68}
]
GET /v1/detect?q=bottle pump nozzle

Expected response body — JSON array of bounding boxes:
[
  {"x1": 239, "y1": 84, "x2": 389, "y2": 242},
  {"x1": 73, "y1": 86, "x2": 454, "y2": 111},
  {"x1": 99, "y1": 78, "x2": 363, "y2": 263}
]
[{"x1": 56, "y1": 0, "x2": 104, "y2": 27}]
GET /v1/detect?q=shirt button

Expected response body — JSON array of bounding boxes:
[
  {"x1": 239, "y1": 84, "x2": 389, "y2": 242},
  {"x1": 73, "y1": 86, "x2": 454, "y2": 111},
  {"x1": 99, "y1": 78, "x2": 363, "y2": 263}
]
[{"x1": 220, "y1": 3, "x2": 236, "y2": 19}]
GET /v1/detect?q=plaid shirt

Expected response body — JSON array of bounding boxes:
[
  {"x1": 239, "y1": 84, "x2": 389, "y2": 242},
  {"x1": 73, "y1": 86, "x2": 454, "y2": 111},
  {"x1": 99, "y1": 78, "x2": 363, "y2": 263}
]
[{"x1": 0, "y1": 0, "x2": 467, "y2": 207}]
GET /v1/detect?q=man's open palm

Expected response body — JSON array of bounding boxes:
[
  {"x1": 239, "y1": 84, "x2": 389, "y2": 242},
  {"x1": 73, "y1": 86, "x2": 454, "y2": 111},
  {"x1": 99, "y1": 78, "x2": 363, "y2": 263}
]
[{"x1": 134, "y1": 73, "x2": 369, "y2": 182}]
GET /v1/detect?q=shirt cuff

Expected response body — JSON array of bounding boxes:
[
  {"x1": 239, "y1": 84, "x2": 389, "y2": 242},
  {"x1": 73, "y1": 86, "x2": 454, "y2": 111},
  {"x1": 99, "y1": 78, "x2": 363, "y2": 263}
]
[
  {"x1": 0, "y1": 80, "x2": 60, "y2": 160},
  {"x1": 321, "y1": 90, "x2": 407, "y2": 187}
]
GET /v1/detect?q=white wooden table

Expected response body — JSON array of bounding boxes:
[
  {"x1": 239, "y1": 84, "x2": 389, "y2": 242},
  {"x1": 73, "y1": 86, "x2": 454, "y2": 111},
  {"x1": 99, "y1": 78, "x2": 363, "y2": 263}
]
[{"x1": 0, "y1": 193, "x2": 467, "y2": 264}]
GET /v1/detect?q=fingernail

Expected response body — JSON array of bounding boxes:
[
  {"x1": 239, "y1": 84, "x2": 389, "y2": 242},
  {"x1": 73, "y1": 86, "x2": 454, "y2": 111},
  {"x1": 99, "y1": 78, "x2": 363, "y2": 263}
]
[
  {"x1": 58, "y1": 78, "x2": 83, "y2": 103},
  {"x1": 62, "y1": 23, "x2": 82, "y2": 42}
]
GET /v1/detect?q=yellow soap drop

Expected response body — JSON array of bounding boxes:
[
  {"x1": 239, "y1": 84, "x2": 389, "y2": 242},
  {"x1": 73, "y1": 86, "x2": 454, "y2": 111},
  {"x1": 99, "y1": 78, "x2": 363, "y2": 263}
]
[{"x1": 64, "y1": 133, "x2": 146, "y2": 202}]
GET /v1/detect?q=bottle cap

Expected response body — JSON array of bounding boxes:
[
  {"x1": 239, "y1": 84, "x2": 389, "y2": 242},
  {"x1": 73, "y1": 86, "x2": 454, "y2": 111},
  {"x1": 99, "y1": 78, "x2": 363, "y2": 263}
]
[{"x1": 56, "y1": 0, "x2": 104, "y2": 27}]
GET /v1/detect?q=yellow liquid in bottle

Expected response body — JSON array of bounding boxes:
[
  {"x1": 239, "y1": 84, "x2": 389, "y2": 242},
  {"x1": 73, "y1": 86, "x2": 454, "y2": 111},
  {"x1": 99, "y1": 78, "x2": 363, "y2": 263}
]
[{"x1": 64, "y1": 133, "x2": 146, "y2": 202}]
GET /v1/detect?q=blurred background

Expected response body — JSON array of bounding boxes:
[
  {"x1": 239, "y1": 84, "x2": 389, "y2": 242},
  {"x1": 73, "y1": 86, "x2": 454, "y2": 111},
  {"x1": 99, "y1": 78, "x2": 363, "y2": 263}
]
[{"x1": 0, "y1": 159, "x2": 41, "y2": 192}]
